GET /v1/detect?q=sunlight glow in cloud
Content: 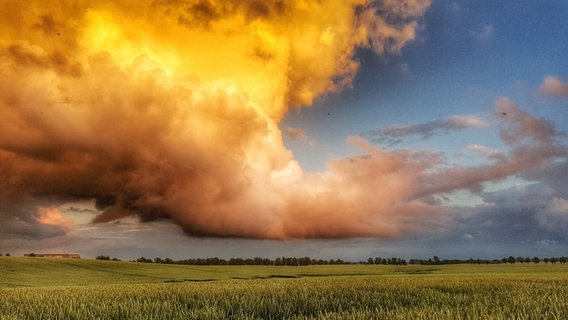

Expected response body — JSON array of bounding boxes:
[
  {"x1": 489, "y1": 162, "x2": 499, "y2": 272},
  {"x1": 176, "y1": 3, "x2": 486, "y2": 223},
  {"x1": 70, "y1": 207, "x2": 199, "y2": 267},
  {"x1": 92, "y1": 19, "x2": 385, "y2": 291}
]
[
  {"x1": 538, "y1": 76, "x2": 568, "y2": 96},
  {"x1": 1, "y1": 0, "x2": 564, "y2": 242},
  {"x1": 0, "y1": 0, "x2": 436, "y2": 240}
]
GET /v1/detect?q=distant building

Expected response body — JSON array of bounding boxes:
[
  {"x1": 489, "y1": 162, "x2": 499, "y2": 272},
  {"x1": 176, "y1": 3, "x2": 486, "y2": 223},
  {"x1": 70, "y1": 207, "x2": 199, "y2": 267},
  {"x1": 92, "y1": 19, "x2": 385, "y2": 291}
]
[{"x1": 24, "y1": 253, "x2": 81, "y2": 259}]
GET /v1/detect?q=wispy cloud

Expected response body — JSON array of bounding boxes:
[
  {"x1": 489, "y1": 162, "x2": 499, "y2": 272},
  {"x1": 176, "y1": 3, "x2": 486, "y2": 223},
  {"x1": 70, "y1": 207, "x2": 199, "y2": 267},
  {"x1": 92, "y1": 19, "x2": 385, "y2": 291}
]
[
  {"x1": 413, "y1": 98, "x2": 566, "y2": 197},
  {"x1": 285, "y1": 126, "x2": 308, "y2": 141},
  {"x1": 363, "y1": 115, "x2": 487, "y2": 146},
  {"x1": 471, "y1": 24, "x2": 494, "y2": 42}
]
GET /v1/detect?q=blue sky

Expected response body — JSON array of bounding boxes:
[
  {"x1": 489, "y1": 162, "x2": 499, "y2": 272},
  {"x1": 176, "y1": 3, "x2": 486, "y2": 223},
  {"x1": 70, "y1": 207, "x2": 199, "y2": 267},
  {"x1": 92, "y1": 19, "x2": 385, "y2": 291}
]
[
  {"x1": 1, "y1": 0, "x2": 567, "y2": 261},
  {"x1": 279, "y1": 0, "x2": 568, "y2": 259},
  {"x1": 283, "y1": 0, "x2": 568, "y2": 172}
]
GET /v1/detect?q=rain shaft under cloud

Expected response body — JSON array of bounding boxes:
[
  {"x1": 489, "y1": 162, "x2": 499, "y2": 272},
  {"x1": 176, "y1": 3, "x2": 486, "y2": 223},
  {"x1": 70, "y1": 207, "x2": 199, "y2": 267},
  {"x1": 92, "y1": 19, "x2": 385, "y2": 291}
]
[{"x1": 0, "y1": 0, "x2": 565, "y2": 242}]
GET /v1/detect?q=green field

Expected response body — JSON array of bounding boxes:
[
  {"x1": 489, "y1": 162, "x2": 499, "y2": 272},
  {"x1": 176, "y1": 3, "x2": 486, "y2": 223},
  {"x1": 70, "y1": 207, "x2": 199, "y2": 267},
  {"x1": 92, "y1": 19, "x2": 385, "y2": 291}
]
[{"x1": 1, "y1": 257, "x2": 567, "y2": 319}]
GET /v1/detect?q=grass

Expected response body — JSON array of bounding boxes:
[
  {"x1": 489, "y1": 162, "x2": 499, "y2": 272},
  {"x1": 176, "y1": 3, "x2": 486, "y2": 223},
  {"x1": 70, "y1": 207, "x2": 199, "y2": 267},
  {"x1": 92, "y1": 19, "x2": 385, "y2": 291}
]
[
  {"x1": 1, "y1": 257, "x2": 567, "y2": 319},
  {"x1": 0, "y1": 257, "x2": 403, "y2": 287}
]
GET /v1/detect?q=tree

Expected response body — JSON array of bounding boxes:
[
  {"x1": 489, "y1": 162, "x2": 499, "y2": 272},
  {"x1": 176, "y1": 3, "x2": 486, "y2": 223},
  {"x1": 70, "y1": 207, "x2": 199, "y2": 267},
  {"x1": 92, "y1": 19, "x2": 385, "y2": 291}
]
[
  {"x1": 532, "y1": 257, "x2": 540, "y2": 264},
  {"x1": 96, "y1": 255, "x2": 110, "y2": 260},
  {"x1": 507, "y1": 256, "x2": 516, "y2": 264},
  {"x1": 5, "y1": 253, "x2": 9, "y2": 256}
]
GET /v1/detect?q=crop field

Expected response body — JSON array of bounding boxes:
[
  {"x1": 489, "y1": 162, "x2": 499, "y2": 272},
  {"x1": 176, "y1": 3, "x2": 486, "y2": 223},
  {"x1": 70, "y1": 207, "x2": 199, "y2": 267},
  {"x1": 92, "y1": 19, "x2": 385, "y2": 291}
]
[{"x1": 1, "y1": 257, "x2": 567, "y2": 319}]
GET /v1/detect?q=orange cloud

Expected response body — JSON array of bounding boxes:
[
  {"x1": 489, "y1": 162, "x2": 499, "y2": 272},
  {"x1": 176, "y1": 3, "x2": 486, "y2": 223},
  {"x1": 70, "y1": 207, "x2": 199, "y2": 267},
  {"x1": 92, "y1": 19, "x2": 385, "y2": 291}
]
[
  {"x1": 12, "y1": 0, "x2": 561, "y2": 241},
  {"x1": 37, "y1": 207, "x2": 73, "y2": 232},
  {"x1": 538, "y1": 76, "x2": 568, "y2": 96},
  {"x1": 285, "y1": 126, "x2": 307, "y2": 141}
]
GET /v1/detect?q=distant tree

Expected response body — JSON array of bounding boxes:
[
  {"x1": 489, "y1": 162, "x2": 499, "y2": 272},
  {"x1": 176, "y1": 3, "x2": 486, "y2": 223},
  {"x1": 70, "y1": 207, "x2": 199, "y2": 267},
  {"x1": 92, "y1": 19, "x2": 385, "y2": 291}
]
[
  {"x1": 532, "y1": 257, "x2": 540, "y2": 264},
  {"x1": 5, "y1": 253, "x2": 9, "y2": 257},
  {"x1": 516, "y1": 256, "x2": 525, "y2": 263},
  {"x1": 433, "y1": 256, "x2": 441, "y2": 265},
  {"x1": 96, "y1": 255, "x2": 110, "y2": 260},
  {"x1": 507, "y1": 256, "x2": 516, "y2": 264},
  {"x1": 154, "y1": 257, "x2": 163, "y2": 263},
  {"x1": 137, "y1": 257, "x2": 152, "y2": 263}
]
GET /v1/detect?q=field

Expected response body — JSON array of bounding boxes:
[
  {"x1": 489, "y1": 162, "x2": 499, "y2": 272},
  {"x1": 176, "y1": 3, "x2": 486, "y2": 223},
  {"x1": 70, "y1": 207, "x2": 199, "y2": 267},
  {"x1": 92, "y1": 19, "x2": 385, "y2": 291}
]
[{"x1": 1, "y1": 257, "x2": 567, "y2": 319}]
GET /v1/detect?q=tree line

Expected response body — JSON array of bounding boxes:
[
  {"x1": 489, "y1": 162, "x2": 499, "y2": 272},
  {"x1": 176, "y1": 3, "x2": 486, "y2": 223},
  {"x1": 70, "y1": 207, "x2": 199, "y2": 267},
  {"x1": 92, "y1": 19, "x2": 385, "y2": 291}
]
[{"x1": 92, "y1": 255, "x2": 568, "y2": 265}]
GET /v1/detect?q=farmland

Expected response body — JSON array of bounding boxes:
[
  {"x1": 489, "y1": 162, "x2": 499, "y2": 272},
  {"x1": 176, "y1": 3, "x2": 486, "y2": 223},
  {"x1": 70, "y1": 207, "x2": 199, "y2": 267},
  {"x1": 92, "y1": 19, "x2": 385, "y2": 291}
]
[{"x1": 1, "y1": 257, "x2": 567, "y2": 319}]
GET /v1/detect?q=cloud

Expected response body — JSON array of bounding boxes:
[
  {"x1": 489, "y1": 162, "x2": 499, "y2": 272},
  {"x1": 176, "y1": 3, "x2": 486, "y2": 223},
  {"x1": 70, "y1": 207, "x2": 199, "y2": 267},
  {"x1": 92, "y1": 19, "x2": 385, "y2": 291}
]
[
  {"x1": 413, "y1": 98, "x2": 566, "y2": 197},
  {"x1": 37, "y1": 207, "x2": 74, "y2": 232},
  {"x1": 363, "y1": 115, "x2": 487, "y2": 146},
  {"x1": 466, "y1": 144, "x2": 502, "y2": 160},
  {"x1": 471, "y1": 24, "x2": 494, "y2": 42},
  {"x1": 536, "y1": 197, "x2": 568, "y2": 231},
  {"x1": 285, "y1": 126, "x2": 307, "y2": 141},
  {"x1": 494, "y1": 97, "x2": 560, "y2": 145},
  {"x1": 421, "y1": 183, "x2": 568, "y2": 255},
  {"x1": 355, "y1": 0, "x2": 431, "y2": 54},
  {"x1": 538, "y1": 76, "x2": 568, "y2": 96},
  {"x1": 1, "y1": 1, "x2": 566, "y2": 245},
  {"x1": 0, "y1": 0, "x2": 435, "y2": 240},
  {"x1": 521, "y1": 160, "x2": 568, "y2": 198},
  {"x1": 0, "y1": 198, "x2": 70, "y2": 240}
]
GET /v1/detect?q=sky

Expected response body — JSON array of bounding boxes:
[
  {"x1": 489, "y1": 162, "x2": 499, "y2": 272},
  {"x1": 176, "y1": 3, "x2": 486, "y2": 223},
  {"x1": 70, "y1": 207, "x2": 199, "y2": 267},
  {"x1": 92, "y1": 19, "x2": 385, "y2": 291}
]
[{"x1": 0, "y1": 0, "x2": 567, "y2": 261}]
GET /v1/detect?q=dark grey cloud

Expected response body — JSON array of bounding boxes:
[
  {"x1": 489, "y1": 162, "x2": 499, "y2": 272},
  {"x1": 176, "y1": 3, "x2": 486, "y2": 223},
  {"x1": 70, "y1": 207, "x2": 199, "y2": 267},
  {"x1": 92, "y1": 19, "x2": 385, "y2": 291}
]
[
  {"x1": 0, "y1": 198, "x2": 68, "y2": 240},
  {"x1": 417, "y1": 183, "x2": 568, "y2": 259},
  {"x1": 521, "y1": 160, "x2": 568, "y2": 198}
]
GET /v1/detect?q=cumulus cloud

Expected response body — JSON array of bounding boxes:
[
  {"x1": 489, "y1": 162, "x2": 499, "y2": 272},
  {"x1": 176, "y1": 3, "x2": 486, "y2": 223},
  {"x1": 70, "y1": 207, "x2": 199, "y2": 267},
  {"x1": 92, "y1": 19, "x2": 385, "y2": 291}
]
[
  {"x1": 538, "y1": 76, "x2": 568, "y2": 96},
  {"x1": 363, "y1": 115, "x2": 487, "y2": 146},
  {"x1": 1, "y1": 1, "x2": 566, "y2": 244},
  {"x1": 0, "y1": 0, "x2": 435, "y2": 240}
]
